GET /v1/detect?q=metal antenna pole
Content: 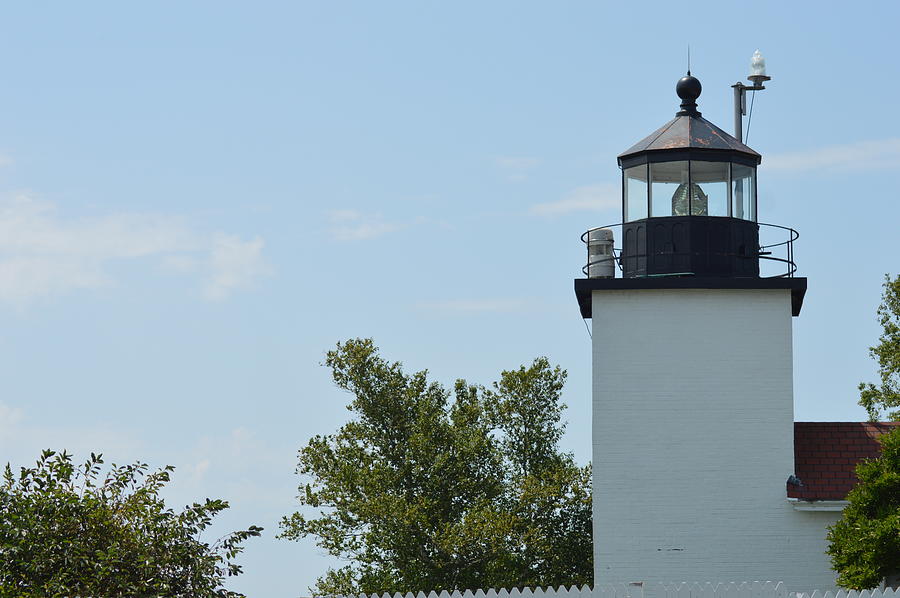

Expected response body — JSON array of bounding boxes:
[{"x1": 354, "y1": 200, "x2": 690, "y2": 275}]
[
  {"x1": 732, "y1": 80, "x2": 767, "y2": 142},
  {"x1": 732, "y1": 83, "x2": 745, "y2": 142}
]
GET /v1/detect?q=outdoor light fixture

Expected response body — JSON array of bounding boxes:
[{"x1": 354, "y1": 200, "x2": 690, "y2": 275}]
[
  {"x1": 749, "y1": 49, "x2": 768, "y2": 81},
  {"x1": 732, "y1": 49, "x2": 771, "y2": 142}
]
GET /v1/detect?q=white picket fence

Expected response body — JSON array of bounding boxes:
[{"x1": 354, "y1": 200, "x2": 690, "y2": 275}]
[
  {"x1": 328, "y1": 582, "x2": 900, "y2": 598},
  {"x1": 796, "y1": 590, "x2": 899, "y2": 598}
]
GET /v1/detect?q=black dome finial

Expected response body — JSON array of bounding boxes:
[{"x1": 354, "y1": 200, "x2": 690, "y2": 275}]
[{"x1": 676, "y1": 73, "x2": 702, "y2": 117}]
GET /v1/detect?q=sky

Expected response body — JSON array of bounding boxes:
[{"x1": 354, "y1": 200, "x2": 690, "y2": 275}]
[{"x1": 0, "y1": 2, "x2": 898, "y2": 596}]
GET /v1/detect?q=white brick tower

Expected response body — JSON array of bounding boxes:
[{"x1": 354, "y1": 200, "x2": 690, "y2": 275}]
[{"x1": 574, "y1": 74, "x2": 839, "y2": 591}]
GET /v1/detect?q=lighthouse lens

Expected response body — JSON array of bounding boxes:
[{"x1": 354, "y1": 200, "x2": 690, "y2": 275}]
[
  {"x1": 671, "y1": 183, "x2": 708, "y2": 216},
  {"x1": 689, "y1": 161, "x2": 729, "y2": 216},
  {"x1": 650, "y1": 160, "x2": 689, "y2": 217}
]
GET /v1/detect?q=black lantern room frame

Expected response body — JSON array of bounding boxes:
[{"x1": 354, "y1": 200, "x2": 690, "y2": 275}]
[
  {"x1": 613, "y1": 74, "x2": 767, "y2": 279},
  {"x1": 620, "y1": 151, "x2": 758, "y2": 223}
]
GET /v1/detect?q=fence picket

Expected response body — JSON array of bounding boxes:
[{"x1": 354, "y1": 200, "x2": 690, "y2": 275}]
[
  {"x1": 726, "y1": 581, "x2": 743, "y2": 598},
  {"x1": 300, "y1": 580, "x2": 884, "y2": 598},
  {"x1": 644, "y1": 582, "x2": 666, "y2": 598}
]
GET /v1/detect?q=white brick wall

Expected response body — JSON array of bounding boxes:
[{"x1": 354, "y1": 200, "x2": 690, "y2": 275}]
[{"x1": 591, "y1": 288, "x2": 839, "y2": 593}]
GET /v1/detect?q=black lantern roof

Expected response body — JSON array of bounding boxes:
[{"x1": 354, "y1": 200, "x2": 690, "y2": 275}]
[{"x1": 618, "y1": 74, "x2": 761, "y2": 167}]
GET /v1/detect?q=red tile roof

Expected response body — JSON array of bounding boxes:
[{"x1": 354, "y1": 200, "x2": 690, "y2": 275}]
[{"x1": 788, "y1": 422, "x2": 900, "y2": 501}]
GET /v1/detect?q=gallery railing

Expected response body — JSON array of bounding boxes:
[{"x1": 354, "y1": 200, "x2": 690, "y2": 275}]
[{"x1": 581, "y1": 221, "x2": 798, "y2": 279}]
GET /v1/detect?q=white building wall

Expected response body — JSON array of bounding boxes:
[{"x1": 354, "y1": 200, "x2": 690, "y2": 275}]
[{"x1": 591, "y1": 288, "x2": 839, "y2": 593}]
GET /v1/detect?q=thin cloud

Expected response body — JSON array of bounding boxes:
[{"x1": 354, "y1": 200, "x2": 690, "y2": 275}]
[
  {"x1": 181, "y1": 458, "x2": 212, "y2": 485},
  {"x1": 416, "y1": 298, "x2": 541, "y2": 315},
  {"x1": 531, "y1": 183, "x2": 619, "y2": 216},
  {"x1": 494, "y1": 156, "x2": 540, "y2": 182},
  {"x1": 174, "y1": 425, "x2": 291, "y2": 508},
  {"x1": 204, "y1": 233, "x2": 269, "y2": 301},
  {"x1": 0, "y1": 402, "x2": 23, "y2": 437},
  {"x1": 0, "y1": 400, "x2": 143, "y2": 465},
  {"x1": 326, "y1": 209, "x2": 406, "y2": 241},
  {"x1": 0, "y1": 194, "x2": 269, "y2": 306},
  {"x1": 328, "y1": 209, "x2": 364, "y2": 223},
  {"x1": 765, "y1": 138, "x2": 900, "y2": 172},
  {"x1": 495, "y1": 156, "x2": 540, "y2": 170},
  {"x1": 0, "y1": 401, "x2": 288, "y2": 515}
]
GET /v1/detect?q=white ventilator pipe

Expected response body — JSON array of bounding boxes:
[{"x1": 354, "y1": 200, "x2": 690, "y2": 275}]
[{"x1": 587, "y1": 228, "x2": 615, "y2": 278}]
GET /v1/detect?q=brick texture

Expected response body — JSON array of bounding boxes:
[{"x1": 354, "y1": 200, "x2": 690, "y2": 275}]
[
  {"x1": 788, "y1": 422, "x2": 900, "y2": 500},
  {"x1": 591, "y1": 288, "x2": 841, "y2": 593}
]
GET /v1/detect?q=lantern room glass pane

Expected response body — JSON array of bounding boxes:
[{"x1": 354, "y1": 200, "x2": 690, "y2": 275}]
[
  {"x1": 650, "y1": 161, "x2": 689, "y2": 217},
  {"x1": 624, "y1": 165, "x2": 648, "y2": 222},
  {"x1": 731, "y1": 163, "x2": 756, "y2": 221},
  {"x1": 690, "y1": 161, "x2": 729, "y2": 216}
]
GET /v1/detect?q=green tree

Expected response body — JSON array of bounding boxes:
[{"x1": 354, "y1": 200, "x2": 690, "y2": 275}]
[
  {"x1": 859, "y1": 274, "x2": 900, "y2": 421},
  {"x1": 279, "y1": 338, "x2": 592, "y2": 595},
  {"x1": 826, "y1": 426, "x2": 900, "y2": 589},
  {"x1": 0, "y1": 449, "x2": 262, "y2": 598}
]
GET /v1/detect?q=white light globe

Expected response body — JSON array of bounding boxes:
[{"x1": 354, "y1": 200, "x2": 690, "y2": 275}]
[{"x1": 750, "y1": 49, "x2": 766, "y2": 77}]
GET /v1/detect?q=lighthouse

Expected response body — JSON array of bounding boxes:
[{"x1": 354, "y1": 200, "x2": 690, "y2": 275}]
[{"x1": 575, "y1": 73, "x2": 841, "y2": 590}]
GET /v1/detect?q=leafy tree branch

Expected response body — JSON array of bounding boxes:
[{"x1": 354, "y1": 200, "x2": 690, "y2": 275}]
[{"x1": 279, "y1": 339, "x2": 592, "y2": 595}]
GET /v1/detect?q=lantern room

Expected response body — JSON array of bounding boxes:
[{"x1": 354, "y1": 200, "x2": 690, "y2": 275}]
[{"x1": 616, "y1": 74, "x2": 763, "y2": 278}]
